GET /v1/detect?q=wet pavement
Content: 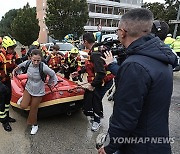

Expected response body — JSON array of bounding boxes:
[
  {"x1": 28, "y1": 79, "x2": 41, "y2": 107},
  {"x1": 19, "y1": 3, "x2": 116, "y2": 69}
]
[
  {"x1": 0, "y1": 72, "x2": 179, "y2": 154},
  {"x1": 169, "y1": 72, "x2": 180, "y2": 154}
]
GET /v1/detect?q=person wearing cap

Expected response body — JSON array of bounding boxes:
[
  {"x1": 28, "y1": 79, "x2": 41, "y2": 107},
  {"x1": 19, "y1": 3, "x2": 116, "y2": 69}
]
[
  {"x1": 20, "y1": 41, "x2": 41, "y2": 62},
  {"x1": 164, "y1": 34, "x2": 175, "y2": 48},
  {"x1": 0, "y1": 36, "x2": 19, "y2": 132},
  {"x1": 27, "y1": 41, "x2": 40, "y2": 57},
  {"x1": 63, "y1": 47, "x2": 82, "y2": 81},
  {"x1": 21, "y1": 41, "x2": 47, "y2": 64}
]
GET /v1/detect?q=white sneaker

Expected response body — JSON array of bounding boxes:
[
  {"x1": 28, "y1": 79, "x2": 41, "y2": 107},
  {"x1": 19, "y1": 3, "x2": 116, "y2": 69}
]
[
  {"x1": 17, "y1": 96, "x2": 23, "y2": 106},
  {"x1": 30, "y1": 125, "x2": 38, "y2": 135},
  {"x1": 91, "y1": 122, "x2": 101, "y2": 132}
]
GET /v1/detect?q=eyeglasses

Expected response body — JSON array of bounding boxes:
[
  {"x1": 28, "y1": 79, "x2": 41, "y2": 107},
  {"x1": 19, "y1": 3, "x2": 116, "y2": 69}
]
[{"x1": 115, "y1": 28, "x2": 127, "y2": 33}]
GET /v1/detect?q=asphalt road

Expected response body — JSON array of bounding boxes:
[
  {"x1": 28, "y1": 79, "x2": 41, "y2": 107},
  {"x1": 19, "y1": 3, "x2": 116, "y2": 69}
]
[{"x1": 0, "y1": 72, "x2": 179, "y2": 154}]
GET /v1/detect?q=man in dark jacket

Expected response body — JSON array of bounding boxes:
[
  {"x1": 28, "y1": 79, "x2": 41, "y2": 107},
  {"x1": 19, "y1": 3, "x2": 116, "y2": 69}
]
[
  {"x1": 98, "y1": 8, "x2": 176, "y2": 154},
  {"x1": 82, "y1": 32, "x2": 114, "y2": 131}
]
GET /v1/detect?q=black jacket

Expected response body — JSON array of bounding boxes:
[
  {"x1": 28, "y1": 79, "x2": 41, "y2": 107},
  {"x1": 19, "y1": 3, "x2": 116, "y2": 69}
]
[
  {"x1": 104, "y1": 34, "x2": 176, "y2": 154},
  {"x1": 90, "y1": 48, "x2": 106, "y2": 87}
]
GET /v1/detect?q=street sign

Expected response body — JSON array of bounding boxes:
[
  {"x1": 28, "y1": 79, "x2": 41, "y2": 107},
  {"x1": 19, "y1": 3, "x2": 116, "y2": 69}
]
[{"x1": 169, "y1": 20, "x2": 180, "y2": 24}]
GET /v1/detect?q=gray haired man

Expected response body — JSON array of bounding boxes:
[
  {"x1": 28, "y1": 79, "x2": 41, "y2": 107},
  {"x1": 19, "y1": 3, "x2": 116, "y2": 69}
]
[{"x1": 98, "y1": 8, "x2": 176, "y2": 154}]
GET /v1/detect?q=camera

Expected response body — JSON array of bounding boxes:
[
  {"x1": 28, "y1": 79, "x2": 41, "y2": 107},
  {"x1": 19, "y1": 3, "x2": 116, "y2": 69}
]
[{"x1": 93, "y1": 38, "x2": 127, "y2": 65}]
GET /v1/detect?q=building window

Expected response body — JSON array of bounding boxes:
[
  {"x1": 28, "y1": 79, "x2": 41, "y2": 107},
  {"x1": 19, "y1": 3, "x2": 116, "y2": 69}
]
[
  {"x1": 118, "y1": 8, "x2": 124, "y2": 15},
  {"x1": 124, "y1": 8, "x2": 130, "y2": 13},
  {"x1": 112, "y1": 20, "x2": 116, "y2": 27},
  {"x1": 95, "y1": 18, "x2": 100, "y2": 26},
  {"x1": 102, "y1": 5, "x2": 107, "y2": 14},
  {"x1": 101, "y1": 19, "x2": 106, "y2": 26},
  {"x1": 112, "y1": 20, "x2": 119, "y2": 27},
  {"x1": 89, "y1": 4, "x2": 95, "y2": 12},
  {"x1": 96, "y1": 5, "x2": 101, "y2": 13},
  {"x1": 108, "y1": 7, "x2": 113, "y2": 14},
  {"x1": 114, "y1": 7, "x2": 119, "y2": 15},
  {"x1": 107, "y1": 19, "x2": 112, "y2": 27},
  {"x1": 88, "y1": 18, "x2": 94, "y2": 26}
]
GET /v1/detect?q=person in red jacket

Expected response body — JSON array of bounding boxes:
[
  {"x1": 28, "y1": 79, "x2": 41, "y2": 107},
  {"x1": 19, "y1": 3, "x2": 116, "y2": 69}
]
[
  {"x1": 46, "y1": 44, "x2": 62, "y2": 73},
  {"x1": 63, "y1": 47, "x2": 82, "y2": 81},
  {"x1": 0, "y1": 36, "x2": 19, "y2": 131},
  {"x1": 82, "y1": 32, "x2": 114, "y2": 132}
]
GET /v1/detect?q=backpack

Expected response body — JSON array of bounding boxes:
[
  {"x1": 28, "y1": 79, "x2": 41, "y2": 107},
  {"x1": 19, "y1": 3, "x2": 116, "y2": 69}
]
[{"x1": 22, "y1": 60, "x2": 46, "y2": 82}]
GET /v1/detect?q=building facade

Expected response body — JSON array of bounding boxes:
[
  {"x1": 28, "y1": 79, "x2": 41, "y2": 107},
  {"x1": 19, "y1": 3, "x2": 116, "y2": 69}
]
[
  {"x1": 36, "y1": 0, "x2": 142, "y2": 43},
  {"x1": 36, "y1": 0, "x2": 48, "y2": 43},
  {"x1": 86, "y1": 0, "x2": 142, "y2": 32}
]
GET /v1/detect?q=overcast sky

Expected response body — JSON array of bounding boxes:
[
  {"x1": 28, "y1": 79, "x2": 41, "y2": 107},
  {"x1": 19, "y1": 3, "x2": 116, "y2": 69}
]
[
  {"x1": 0, "y1": 0, "x2": 36, "y2": 20},
  {"x1": 0, "y1": 0, "x2": 165, "y2": 20}
]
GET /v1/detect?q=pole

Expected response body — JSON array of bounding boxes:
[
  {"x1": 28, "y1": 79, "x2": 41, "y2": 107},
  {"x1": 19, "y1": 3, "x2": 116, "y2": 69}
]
[{"x1": 173, "y1": 4, "x2": 180, "y2": 38}]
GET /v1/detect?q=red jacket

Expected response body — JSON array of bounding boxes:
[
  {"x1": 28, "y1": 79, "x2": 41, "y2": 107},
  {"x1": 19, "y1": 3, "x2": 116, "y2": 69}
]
[
  {"x1": 0, "y1": 48, "x2": 19, "y2": 82},
  {"x1": 85, "y1": 48, "x2": 114, "y2": 86},
  {"x1": 48, "y1": 53, "x2": 62, "y2": 69}
]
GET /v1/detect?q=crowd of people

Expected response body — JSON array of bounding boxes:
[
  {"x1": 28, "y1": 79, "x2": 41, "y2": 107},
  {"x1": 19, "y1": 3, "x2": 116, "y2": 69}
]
[
  {"x1": 0, "y1": 7, "x2": 179, "y2": 154},
  {"x1": 0, "y1": 37, "x2": 84, "y2": 134}
]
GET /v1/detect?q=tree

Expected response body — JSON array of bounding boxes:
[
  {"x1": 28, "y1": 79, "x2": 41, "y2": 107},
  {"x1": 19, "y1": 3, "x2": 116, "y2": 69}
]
[
  {"x1": 142, "y1": 2, "x2": 165, "y2": 20},
  {"x1": 0, "y1": 9, "x2": 18, "y2": 36},
  {"x1": 11, "y1": 3, "x2": 40, "y2": 46},
  {"x1": 142, "y1": 0, "x2": 180, "y2": 36},
  {"x1": 165, "y1": 0, "x2": 180, "y2": 36},
  {"x1": 45, "y1": 0, "x2": 88, "y2": 40}
]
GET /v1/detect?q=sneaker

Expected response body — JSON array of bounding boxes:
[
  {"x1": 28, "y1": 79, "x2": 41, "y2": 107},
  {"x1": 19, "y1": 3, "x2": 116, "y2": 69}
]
[
  {"x1": 8, "y1": 117, "x2": 16, "y2": 123},
  {"x1": 17, "y1": 96, "x2": 23, "y2": 106},
  {"x1": 30, "y1": 125, "x2": 38, "y2": 135},
  {"x1": 2, "y1": 122, "x2": 12, "y2": 132},
  {"x1": 91, "y1": 122, "x2": 101, "y2": 132}
]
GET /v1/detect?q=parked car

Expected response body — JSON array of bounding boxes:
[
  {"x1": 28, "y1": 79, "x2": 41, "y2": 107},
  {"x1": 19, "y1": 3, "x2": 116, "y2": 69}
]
[{"x1": 101, "y1": 34, "x2": 118, "y2": 42}]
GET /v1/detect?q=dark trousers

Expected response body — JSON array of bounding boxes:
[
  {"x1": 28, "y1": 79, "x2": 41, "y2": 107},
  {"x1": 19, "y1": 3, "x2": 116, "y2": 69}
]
[
  {"x1": 0, "y1": 80, "x2": 11, "y2": 123},
  {"x1": 94, "y1": 80, "x2": 113, "y2": 123},
  {"x1": 64, "y1": 67, "x2": 76, "y2": 79},
  {"x1": 83, "y1": 80, "x2": 113, "y2": 123}
]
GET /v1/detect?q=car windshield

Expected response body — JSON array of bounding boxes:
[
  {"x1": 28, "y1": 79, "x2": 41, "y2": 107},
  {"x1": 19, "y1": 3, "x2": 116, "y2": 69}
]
[{"x1": 56, "y1": 43, "x2": 74, "y2": 51}]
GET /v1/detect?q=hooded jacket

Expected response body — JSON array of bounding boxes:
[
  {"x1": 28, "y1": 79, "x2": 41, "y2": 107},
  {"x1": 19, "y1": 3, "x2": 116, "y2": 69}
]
[{"x1": 104, "y1": 34, "x2": 176, "y2": 154}]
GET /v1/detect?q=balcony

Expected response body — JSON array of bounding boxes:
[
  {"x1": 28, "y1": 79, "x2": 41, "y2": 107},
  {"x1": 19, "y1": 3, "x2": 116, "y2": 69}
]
[
  {"x1": 89, "y1": 12, "x2": 121, "y2": 20},
  {"x1": 87, "y1": 0, "x2": 141, "y2": 8}
]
